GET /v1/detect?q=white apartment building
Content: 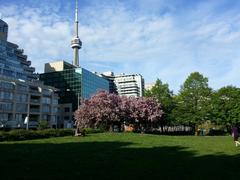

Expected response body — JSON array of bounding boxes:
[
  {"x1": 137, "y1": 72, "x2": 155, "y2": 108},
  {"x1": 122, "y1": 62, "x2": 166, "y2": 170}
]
[
  {"x1": 114, "y1": 74, "x2": 144, "y2": 97},
  {"x1": 100, "y1": 72, "x2": 144, "y2": 97}
]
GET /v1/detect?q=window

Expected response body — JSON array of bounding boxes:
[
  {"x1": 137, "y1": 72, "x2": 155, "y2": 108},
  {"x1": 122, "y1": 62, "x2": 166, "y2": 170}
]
[
  {"x1": 15, "y1": 114, "x2": 23, "y2": 121},
  {"x1": 16, "y1": 94, "x2": 28, "y2": 102},
  {"x1": 42, "y1": 105, "x2": 50, "y2": 113},
  {"x1": 17, "y1": 84, "x2": 28, "y2": 91},
  {"x1": 0, "y1": 92, "x2": 13, "y2": 100},
  {"x1": 7, "y1": 114, "x2": 13, "y2": 121},
  {"x1": 42, "y1": 115, "x2": 48, "y2": 120},
  {"x1": 3, "y1": 25, "x2": 8, "y2": 33},
  {"x1": 0, "y1": 81, "x2": 14, "y2": 90},
  {"x1": 53, "y1": 99, "x2": 58, "y2": 105},
  {"x1": 0, "y1": 103, "x2": 13, "y2": 111},
  {"x1": 0, "y1": 113, "x2": 8, "y2": 121},
  {"x1": 53, "y1": 107, "x2": 58, "y2": 113},
  {"x1": 42, "y1": 97, "x2": 51, "y2": 104},
  {"x1": 51, "y1": 116, "x2": 57, "y2": 123},
  {"x1": 64, "y1": 116, "x2": 69, "y2": 120},
  {"x1": 64, "y1": 107, "x2": 70, "y2": 112},
  {"x1": 42, "y1": 89, "x2": 51, "y2": 96},
  {"x1": 3, "y1": 69, "x2": 14, "y2": 77},
  {"x1": 15, "y1": 104, "x2": 27, "y2": 112}
]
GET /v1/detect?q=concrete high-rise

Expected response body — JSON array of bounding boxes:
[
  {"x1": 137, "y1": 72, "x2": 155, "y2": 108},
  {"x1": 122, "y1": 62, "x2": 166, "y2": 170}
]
[
  {"x1": 71, "y1": 0, "x2": 82, "y2": 67},
  {"x1": 0, "y1": 19, "x2": 8, "y2": 41},
  {"x1": 100, "y1": 72, "x2": 145, "y2": 97},
  {"x1": 0, "y1": 19, "x2": 60, "y2": 129},
  {"x1": 0, "y1": 19, "x2": 38, "y2": 81},
  {"x1": 114, "y1": 74, "x2": 144, "y2": 97}
]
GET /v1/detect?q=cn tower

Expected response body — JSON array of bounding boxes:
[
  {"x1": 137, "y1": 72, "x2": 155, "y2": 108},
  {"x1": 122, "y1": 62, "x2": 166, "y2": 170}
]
[{"x1": 71, "y1": 0, "x2": 82, "y2": 67}]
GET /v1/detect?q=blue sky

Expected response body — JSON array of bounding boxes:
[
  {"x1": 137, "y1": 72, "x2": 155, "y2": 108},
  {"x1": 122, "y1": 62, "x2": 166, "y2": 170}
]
[{"x1": 1, "y1": 0, "x2": 240, "y2": 93}]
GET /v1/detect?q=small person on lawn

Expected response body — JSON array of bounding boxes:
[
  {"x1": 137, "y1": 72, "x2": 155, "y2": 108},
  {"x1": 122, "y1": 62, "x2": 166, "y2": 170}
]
[{"x1": 232, "y1": 125, "x2": 240, "y2": 147}]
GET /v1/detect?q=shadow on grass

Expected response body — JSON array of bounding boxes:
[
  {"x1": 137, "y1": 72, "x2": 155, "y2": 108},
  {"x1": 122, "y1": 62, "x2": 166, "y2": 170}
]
[{"x1": 0, "y1": 140, "x2": 239, "y2": 180}]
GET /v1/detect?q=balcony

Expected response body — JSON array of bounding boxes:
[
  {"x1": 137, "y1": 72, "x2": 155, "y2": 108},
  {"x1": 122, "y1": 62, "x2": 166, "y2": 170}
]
[
  {"x1": 28, "y1": 67, "x2": 35, "y2": 72},
  {"x1": 30, "y1": 108, "x2": 40, "y2": 113},
  {"x1": 29, "y1": 87, "x2": 41, "y2": 94},
  {"x1": 30, "y1": 99, "x2": 40, "y2": 104},
  {"x1": 20, "y1": 60, "x2": 31, "y2": 66},
  {"x1": 42, "y1": 90, "x2": 52, "y2": 96},
  {"x1": 16, "y1": 53, "x2": 27, "y2": 59},
  {"x1": 50, "y1": 119, "x2": 57, "y2": 125},
  {"x1": 23, "y1": 66, "x2": 35, "y2": 72}
]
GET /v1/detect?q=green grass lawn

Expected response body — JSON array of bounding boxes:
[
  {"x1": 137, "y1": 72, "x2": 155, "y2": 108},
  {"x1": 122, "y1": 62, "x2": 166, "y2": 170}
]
[{"x1": 0, "y1": 133, "x2": 239, "y2": 180}]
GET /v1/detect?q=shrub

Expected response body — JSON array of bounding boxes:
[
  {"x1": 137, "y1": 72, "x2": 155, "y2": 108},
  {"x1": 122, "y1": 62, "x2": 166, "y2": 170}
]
[
  {"x1": 83, "y1": 128, "x2": 105, "y2": 134},
  {"x1": 38, "y1": 120, "x2": 49, "y2": 130},
  {"x1": 0, "y1": 129, "x2": 75, "y2": 142},
  {"x1": 0, "y1": 128, "x2": 107, "y2": 142},
  {"x1": 208, "y1": 128, "x2": 227, "y2": 136}
]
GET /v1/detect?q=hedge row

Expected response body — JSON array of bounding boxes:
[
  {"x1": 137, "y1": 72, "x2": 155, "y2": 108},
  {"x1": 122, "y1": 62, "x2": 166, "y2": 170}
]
[
  {"x1": 0, "y1": 129, "x2": 74, "y2": 142},
  {"x1": 207, "y1": 128, "x2": 228, "y2": 136},
  {"x1": 0, "y1": 128, "x2": 105, "y2": 142},
  {"x1": 82, "y1": 128, "x2": 105, "y2": 134}
]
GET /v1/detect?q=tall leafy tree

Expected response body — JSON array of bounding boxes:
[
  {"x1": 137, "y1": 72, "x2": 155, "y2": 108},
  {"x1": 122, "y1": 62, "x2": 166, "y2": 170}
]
[
  {"x1": 211, "y1": 86, "x2": 240, "y2": 126},
  {"x1": 145, "y1": 79, "x2": 175, "y2": 126},
  {"x1": 173, "y1": 72, "x2": 212, "y2": 126}
]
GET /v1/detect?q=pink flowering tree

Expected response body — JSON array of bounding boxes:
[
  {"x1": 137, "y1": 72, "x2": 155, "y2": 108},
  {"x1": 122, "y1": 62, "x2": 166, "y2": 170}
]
[
  {"x1": 128, "y1": 97, "x2": 163, "y2": 132},
  {"x1": 74, "y1": 91, "x2": 164, "y2": 132},
  {"x1": 74, "y1": 91, "x2": 122, "y2": 131}
]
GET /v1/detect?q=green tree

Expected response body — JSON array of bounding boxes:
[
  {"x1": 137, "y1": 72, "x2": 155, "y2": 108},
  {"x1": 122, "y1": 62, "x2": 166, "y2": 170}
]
[
  {"x1": 211, "y1": 86, "x2": 240, "y2": 126},
  {"x1": 38, "y1": 120, "x2": 49, "y2": 130},
  {"x1": 144, "y1": 79, "x2": 175, "y2": 128},
  {"x1": 173, "y1": 72, "x2": 212, "y2": 127}
]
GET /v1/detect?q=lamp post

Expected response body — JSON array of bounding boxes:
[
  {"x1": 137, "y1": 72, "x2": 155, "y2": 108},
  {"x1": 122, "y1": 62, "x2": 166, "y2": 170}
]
[
  {"x1": 24, "y1": 96, "x2": 30, "y2": 130},
  {"x1": 24, "y1": 116, "x2": 29, "y2": 130}
]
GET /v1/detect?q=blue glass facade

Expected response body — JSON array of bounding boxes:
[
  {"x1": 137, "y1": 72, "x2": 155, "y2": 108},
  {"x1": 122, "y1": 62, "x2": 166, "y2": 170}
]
[
  {"x1": 81, "y1": 68, "x2": 109, "y2": 99},
  {"x1": 0, "y1": 19, "x2": 37, "y2": 81},
  {"x1": 40, "y1": 65, "x2": 109, "y2": 111},
  {"x1": 0, "y1": 41, "x2": 27, "y2": 80}
]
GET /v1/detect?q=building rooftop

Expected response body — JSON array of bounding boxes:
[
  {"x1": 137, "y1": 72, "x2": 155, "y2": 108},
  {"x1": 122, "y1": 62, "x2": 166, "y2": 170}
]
[
  {"x1": 44, "y1": 60, "x2": 76, "y2": 73},
  {"x1": 0, "y1": 19, "x2": 8, "y2": 41}
]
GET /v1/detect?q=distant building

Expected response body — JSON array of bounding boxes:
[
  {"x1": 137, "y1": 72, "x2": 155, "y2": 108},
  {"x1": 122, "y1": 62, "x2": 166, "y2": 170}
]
[
  {"x1": 100, "y1": 71, "x2": 117, "y2": 94},
  {"x1": 100, "y1": 72, "x2": 145, "y2": 97},
  {"x1": 40, "y1": 61, "x2": 109, "y2": 125},
  {"x1": 114, "y1": 74, "x2": 144, "y2": 97},
  {"x1": 0, "y1": 19, "x2": 8, "y2": 41},
  {"x1": 145, "y1": 83, "x2": 155, "y2": 91},
  {"x1": 0, "y1": 19, "x2": 60, "y2": 129}
]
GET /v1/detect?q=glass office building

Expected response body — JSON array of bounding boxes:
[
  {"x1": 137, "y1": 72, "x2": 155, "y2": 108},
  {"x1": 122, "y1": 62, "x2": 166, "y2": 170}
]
[{"x1": 40, "y1": 61, "x2": 109, "y2": 114}]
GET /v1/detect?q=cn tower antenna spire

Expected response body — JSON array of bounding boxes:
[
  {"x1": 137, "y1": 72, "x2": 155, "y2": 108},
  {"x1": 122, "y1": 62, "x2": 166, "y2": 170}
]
[
  {"x1": 71, "y1": 0, "x2": 82, "y2": 67},
  {"x1": 75, "y1": 0, "x2": 78, "y2": 36}
]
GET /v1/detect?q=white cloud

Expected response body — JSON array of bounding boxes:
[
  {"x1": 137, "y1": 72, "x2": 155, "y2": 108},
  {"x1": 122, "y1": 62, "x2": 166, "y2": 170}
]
[
  {"x1": 1, "y1": 1, "x2": 240, "y2": 93},
  {"x1": 0, "y1": 5, "x2": 72, "y2": 72}
]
